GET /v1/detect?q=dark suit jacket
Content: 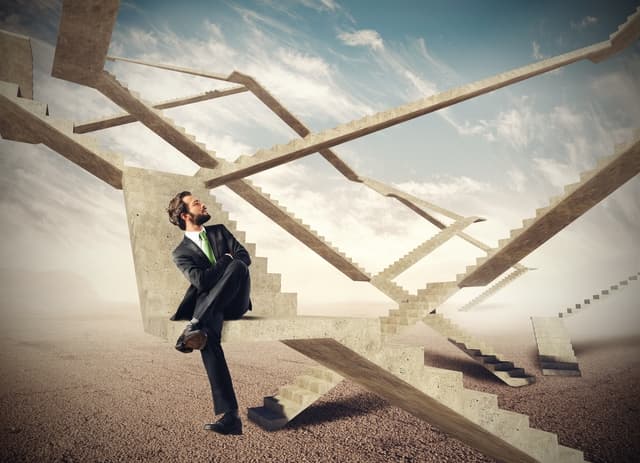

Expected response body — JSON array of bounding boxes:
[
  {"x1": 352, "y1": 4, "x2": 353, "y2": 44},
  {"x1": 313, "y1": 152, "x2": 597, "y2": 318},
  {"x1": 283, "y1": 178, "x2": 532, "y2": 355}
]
[{"x1": 170, "y1": 224, "x2": 251, "y2": 321}]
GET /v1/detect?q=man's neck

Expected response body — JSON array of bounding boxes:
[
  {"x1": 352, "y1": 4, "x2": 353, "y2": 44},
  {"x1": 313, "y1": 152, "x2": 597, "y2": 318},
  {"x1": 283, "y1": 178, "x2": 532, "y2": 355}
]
[{"x1": 185, "y1": 224, "x2": 204, "y2": 233}]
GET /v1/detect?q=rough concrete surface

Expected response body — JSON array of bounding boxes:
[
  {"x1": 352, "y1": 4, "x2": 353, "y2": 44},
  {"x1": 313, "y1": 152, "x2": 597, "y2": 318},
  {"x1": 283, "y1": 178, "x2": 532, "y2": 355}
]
[{"x1": 1, "y1": 304, "x2": 638, "y2": 463}]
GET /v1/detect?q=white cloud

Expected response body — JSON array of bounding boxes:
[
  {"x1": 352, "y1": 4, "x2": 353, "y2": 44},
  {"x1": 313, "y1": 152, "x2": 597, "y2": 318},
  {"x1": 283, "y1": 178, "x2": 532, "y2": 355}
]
[
  {"x1": 532, "y1": 40, "x2": 546, "y2": 60},
  {"x1": 394, "y1": 175, "x2": 493, "y2": 200},
  {"x1": 338, "y1": 29, "x2": 384, "y2": 51},
  {"x1": 571, "y1": 15, "x2": 598, "y2": 31},
  {"x1": 277, "y1": 48, "x2": 331, "y2": 77},
  {"x1": 507, "y1": 168, "x2": 527, "y2": 193},
  {"x1": 532, "y1": 157, "x2": 577, "y2": 189}
]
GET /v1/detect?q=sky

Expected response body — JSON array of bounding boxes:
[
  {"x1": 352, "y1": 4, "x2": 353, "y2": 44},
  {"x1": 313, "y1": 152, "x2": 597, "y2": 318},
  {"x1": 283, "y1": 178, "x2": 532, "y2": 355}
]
[{"x1": 0, "y1": 0, "x2": 639, "y2": 334}]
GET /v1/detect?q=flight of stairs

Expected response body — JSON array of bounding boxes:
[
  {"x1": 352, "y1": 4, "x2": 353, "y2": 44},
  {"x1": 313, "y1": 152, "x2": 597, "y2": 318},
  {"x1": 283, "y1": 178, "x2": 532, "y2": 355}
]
[
  {"x1": 531, "y1": 317, "x2": 580, "y2": 376},
  {"x1": 272, "y1": 339, "x2": 587, "y2": 462},
  {"x1": 46, "y1": 69, "x2": 372, "y2": 282},
  {"x1": 422, "y1": 314, "x2": 536, "y2": 387},
  {"x1": 460, "y1": 266, "x2": 530, "y2": 311},
  {"x1": 532, "y1": 272, "x2": 639, "y2": 375},
  {"x1": 248, "y1": 365, "x2": 344, "y2": 430},
  {"x1": 457, "y1": 130, "x2": 640, "y2": 287},
  {"x1": 0, "y1": 80, "x2": 123, "y2": 189},
  {"x1": 373, "y1": 216, "x2": 479, "y2": 281},
  {"x1": 558, "y1": 272, "x2": 639, "y2": 318}
]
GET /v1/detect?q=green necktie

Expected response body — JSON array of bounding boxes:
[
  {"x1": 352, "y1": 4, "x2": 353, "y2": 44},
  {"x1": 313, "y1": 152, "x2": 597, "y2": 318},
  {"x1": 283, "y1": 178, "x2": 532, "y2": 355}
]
[{"x1": 199, "y1": 229, "x2": 216, "y2": 265}]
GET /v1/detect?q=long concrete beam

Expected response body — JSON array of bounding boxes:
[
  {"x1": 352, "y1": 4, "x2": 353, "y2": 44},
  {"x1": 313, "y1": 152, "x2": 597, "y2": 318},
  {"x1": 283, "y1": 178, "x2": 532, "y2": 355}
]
[
  {"x1": 93, "y1": 70, "x2": 219, "y2": 168},
  {"x1": 202, "y1": 42, "x2": 622, "y2": 189},
  {"x1": 458, "y1": 132, "x2": 640, "y2": 287},
  {"x1": 283, "y1": 338, "x2": 537, "y2": 463},
  {"x1": 0, "y1": 82, "x2": 123, "y2": 189},
  {"x1": 74, "y1": 85, "x2": 248, "y2": 133}
]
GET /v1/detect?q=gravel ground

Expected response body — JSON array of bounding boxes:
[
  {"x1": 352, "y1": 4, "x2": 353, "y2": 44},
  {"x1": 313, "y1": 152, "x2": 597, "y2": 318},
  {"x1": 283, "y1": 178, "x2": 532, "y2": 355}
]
[{"x1": 0, "y1": 305, "x2": 638, "y2": 463}]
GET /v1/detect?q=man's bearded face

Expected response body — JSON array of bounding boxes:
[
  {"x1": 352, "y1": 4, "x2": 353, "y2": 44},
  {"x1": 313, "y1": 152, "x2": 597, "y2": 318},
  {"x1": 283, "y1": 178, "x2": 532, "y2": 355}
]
[{"x1": 191, "y1": 210, "x2": 211, "y2": 225}]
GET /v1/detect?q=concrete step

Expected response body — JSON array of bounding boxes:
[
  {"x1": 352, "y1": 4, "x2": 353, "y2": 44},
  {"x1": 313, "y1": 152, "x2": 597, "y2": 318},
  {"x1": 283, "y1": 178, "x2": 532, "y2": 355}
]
[
  {"x1": 247, "y1": 404, "x2": 289, "y2": 431},
  {"x1": 278, "y1": 384, "x2": 320, "y2": 406}
]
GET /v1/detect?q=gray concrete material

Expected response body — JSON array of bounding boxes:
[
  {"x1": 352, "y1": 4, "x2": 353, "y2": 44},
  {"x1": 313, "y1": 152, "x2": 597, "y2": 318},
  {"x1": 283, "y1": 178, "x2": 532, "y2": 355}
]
[
  {"x1": 73, "y1": 85, "x2": 248, "y2": 133},
  {"x1": 375, "y1": 216, "x2": 479, "y2": 281},
  {"x1": 460, "y1": 267, "x2": 530, "y2": 311},
  {"x1": 589, "y1": 6, "x2": 640, "y2": 62},
  {"x1": 94, "y1": 71, "x2": 219, "y2": 168},
  {"x1": 52, "y1": 0, "x2": 119, "y2": 86},
  {"x1": 120, "y1": 165, "x2": 301, "y2": 337},
  {"x1": 0, "y1": 30, "x2": 33, "y2": 99},
  {"x1": 224, "y1": 178, "x2": 371, "y2": 281},
  {"x1": 0, "y1": 84, "x2": 123, "y2": 188},
  {"x1": 422, "y1": 314, "x2": 536, "y2": 387},
  {"x1": 459, "y1": 133, "x2": 640, "y2": 287},
  {"x1": 369, "y1": 276, "x2": 413, "y2": 303},
  {"x1": 200, "y1": 41, "x2": 617, "y2": 188},
  {"x1": 282, "y1": 338, "x2": 539, "y2": 463},
  {"x1": 226, "y1": 71, "x2": 361, "y2": 182}
]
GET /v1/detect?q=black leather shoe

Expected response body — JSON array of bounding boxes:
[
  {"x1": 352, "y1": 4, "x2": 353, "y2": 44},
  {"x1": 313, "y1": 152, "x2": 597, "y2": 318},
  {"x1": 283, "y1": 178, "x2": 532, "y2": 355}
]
[
  {"x1": 175, "y1": 323, "x2": 208, "y2": 353},
  {"x1": 204, "y1": 413, "x2": 243, "y2": 435}
]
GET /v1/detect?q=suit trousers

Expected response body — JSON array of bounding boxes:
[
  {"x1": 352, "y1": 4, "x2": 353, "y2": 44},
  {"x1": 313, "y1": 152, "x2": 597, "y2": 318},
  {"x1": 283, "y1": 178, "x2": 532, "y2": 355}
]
[{"x1": 198, "y1": 259, "x2": 251, "y2": 415}]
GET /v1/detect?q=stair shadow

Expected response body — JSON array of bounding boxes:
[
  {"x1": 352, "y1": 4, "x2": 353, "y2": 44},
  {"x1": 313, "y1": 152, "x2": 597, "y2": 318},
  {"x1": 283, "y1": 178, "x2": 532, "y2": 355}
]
[
  {"x1": 286, "y1": 392, "x2": 388, "y2": 429},
  {"x1": 423, "y1": 352, "x2": 503, "y2": 384},
  {"x1": 572, "y1": 335, "x2": 640, "y2": 356}
]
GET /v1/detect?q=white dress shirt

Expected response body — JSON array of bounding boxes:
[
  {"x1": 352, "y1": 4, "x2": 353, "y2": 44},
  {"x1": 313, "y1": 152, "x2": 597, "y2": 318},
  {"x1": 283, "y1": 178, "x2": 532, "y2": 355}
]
[{"x1": 184, "y1": 227, "x2": 208, "y2": 255}]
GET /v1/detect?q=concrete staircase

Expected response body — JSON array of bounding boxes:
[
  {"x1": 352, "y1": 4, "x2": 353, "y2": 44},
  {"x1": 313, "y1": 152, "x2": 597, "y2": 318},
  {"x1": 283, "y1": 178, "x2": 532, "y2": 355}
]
[
  {"x1": 531, "y1": 272, "x2": 639, "y2": 375},
  {"x1": 280, "y1": 338, "x2": 587, "y2": 463},
  {"x1": 460, "y1": 266, "x2": 531, "y2": 311},
  {"x1": 373, "y1": 216, "x2": 479, "y2": 281},
  {"x1": 88, "y1": 70, "x2": 371, "y2": 281},
  {"x1": 531, "y1": 318, "x2": 580, "y2": 377},
  {"x1": 422, "y1": 314, "x2": 536, "y2": 387},
  {"x1": 248, "y1": 365, "x2": 344, "y2": 430},
  {"x1": 557, "y1": 272, "x2": 639, "y2": 319},
  {"x1": 195, "y1": 12, "x2": 640, "y2": 189},
  {"x1": 457, "y1": 131, "x2": 640, "y2": 287},
  {"x1": 0, "y1": 80, "x2": 123, "y2": 189}
]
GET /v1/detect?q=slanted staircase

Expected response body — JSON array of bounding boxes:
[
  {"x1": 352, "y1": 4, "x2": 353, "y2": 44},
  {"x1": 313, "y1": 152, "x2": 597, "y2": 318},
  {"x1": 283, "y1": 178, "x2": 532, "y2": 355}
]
[
  {"x1": 63, "y1": 69, "x2": 371, "y2": 281},
  {"x1": 460, "y1": 265, "x2": 530, "y2": 311},
  {"x1": 458, "y1": 130, "x2": 640, "y2": 287},
  {"x1": 0, "y1": 80, "x2": 123, "y2": 188},
  {"x1": 248, "y1": 365, "x2": 344, "y2": 431},
  {"x1": 422, "y1": 314, "x2": 536, "y2": 387},
  {"x1": 279, "y1": 338, "x2": 587, "y2": 463},
  {"x1": 374, "y1": 216, "x2": 479, "y2": 281},
  {"x1": 532, "y1": 272, "x2": 639, "y2": 375}
]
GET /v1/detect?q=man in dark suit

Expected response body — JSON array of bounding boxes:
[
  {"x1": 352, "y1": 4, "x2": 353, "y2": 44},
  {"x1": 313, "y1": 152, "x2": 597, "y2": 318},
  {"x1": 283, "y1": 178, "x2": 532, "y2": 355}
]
[{"x1": 167, "y1": 191, "x2": 252, "y2": 435}]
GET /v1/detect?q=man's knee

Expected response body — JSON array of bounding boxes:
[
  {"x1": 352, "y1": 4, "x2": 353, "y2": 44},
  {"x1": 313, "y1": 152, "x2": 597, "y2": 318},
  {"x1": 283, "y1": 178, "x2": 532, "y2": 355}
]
[{"x1": 227, "y1": 259, "x2": 248, "y2": 277}]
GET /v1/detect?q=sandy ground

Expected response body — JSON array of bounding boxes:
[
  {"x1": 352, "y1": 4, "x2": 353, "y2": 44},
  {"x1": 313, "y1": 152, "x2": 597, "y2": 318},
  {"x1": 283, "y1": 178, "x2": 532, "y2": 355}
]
[{"x1": 0, "y1": 304, "x2": 639, "y2": 463}]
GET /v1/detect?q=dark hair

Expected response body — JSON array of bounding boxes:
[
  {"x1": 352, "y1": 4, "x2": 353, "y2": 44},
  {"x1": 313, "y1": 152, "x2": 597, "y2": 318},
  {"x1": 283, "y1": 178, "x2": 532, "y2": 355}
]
[{"x1": 167, "y1": 191, "x2": 191, "y2": 230}]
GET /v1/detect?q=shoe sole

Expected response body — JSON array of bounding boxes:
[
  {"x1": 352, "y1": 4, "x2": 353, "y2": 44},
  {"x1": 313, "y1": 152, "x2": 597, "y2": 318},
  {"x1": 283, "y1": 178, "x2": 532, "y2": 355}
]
[
  {"x1": 183, "y1": 331, "x2": 207, "y2": 350},
  {"x1": 204, "y1": 425, "x2": 243, "y2": 435}
]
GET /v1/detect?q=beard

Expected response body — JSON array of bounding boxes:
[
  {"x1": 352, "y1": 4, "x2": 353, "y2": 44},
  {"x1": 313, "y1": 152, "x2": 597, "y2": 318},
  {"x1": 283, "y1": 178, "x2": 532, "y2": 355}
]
[{"x1": 192, "y1": 212, "x2": 211, "y2": 226}]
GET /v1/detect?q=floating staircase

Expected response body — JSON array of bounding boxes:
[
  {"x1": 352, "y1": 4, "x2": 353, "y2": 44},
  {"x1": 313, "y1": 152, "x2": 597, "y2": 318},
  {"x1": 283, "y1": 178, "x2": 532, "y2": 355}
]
[
  {"x1": 279, "y1": 338, "x2": 587, "y2": 462},
  {"x1": 374, "y1": 216, "x2": 479, "y2": 281},
  {"x1": 422, "y1": 314, "x2": 536, "y2": 387},
  {"x1": 458, "y1": 130, "x2": 640, "y2": 287},
  {"x1": 0, "y1": 80, "x2": 123, "y2": 188},
  {"x1": 460, "y1": 266, "x2": 531, "y2": 311},
  {"x1": 248, "y1": 365, "x2": 344, "y2": 430},
  {"x1": 532, "y1": 272, "x2": 639, "y2": 375},
  {"x1": 531, "y1": 317, "x2": 580, "y2": 376}
]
